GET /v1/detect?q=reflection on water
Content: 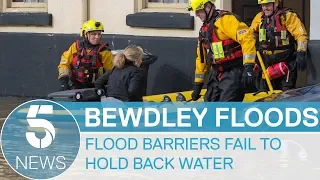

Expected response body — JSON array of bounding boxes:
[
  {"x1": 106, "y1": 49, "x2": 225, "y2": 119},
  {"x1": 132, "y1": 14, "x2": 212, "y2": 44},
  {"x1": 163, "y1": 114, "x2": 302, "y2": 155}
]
[
  {"x1": 1, "y1": 118, "x2": 79, "y2": 179},
  {"x1": 0, "y1": 127, "x2": 27, "y2": 179},
  {"x1": 0, "y1": 122, "x2": 79, "y2": 179},
  {"x1": 0, "y1": 147, "x2": 27, "y2": 180},
  {"x1": 0, "y1": 97, "x2": 29, "y2": 179},
  {"x1": 0, "y1": 97, "x2": 79, "y2": 179}
]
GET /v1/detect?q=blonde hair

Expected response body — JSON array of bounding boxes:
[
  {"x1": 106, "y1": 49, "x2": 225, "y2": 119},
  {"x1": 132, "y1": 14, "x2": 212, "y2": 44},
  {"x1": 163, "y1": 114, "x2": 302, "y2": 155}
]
[{"x1": 113, "y1": 45, "x2": 144, "y2": 69}]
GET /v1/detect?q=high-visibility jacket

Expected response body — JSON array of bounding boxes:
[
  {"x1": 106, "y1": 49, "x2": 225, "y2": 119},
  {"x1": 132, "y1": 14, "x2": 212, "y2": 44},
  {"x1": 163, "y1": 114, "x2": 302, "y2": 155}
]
[
  {"x1": 249, "y1": 8, "x2": 308, "y2": 66},
  {"x1": 194, "y1": 10, "x2": 256, "y2": 84},
  {"x1": 58, "y1": 40, "x2": 113, "y2": 84}
]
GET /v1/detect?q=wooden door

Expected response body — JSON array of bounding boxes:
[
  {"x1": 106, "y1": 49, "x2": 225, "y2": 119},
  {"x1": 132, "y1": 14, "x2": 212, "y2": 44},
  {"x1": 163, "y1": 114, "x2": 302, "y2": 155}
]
[
  {"x1": 232, "y1": 0, "x2": 309, "y2": 33},
  {"x1": 282, "y1": 0, "x2": 310, "y2": 87},
  {"x1": 283, "y1": 0, "x2": 310, "y2": 34},
  {"x1": 232, "y1": 0, "x2": 261, "y2": 26}
]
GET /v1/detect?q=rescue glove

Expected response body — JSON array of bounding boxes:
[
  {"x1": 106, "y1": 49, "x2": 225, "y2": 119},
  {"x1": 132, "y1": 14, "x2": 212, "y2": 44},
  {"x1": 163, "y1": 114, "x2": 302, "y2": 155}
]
[
  {"x1": 295, "y1": 51, "x2": 307, "y2": 71},
  {"x1": 191, "y1": 83, "x2": 203, "y2": 101},
  {"x1": 242, "y1": 64, "x2": 254, "y2": 87},
  {"x1": 59, "y1": 76, "x2": 70, "y2": 91}
]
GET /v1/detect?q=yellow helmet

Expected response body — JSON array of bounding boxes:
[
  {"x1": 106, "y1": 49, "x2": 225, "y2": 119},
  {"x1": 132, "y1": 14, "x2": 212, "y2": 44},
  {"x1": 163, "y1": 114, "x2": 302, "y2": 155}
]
[
  {"x1": 80, "y1": 19, "x2": 104, "y2": 37},
  {"x1": 258, "y1": 0, "x2": 280, "y2": 4},
  {"x1": 187, "y1": 0, "x2": 215, "y2": 11}
]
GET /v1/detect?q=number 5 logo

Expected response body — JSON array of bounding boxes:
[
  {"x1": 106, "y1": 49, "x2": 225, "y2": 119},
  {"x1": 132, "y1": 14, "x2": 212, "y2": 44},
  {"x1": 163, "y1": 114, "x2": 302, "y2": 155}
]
[{"x1": 25, "y1": 105, "x2": 56, "y2": 149}]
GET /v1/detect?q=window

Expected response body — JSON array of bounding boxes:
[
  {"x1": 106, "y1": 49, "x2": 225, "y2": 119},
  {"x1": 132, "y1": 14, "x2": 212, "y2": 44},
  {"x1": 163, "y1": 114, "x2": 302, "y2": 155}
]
[
  {"x1": 138, "y1": 0, "x2": 189, "y2": 12},
  {"x1": 147, "y1": 0, "x2": 188, "y2": 8},
  {"x1": 130, "y1": 0, "x2": 194, "y2": 29},
  {"x1": 2, "y1": 0, "x2": 48, "y2": 12}
]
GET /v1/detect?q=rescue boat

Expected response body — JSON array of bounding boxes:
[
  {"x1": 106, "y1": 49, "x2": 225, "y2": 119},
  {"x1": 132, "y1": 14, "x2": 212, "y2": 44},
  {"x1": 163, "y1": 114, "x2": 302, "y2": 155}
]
[
  {"x1": 143, "y1": 51, "x2": 283, "y2": 102},
  {"x1": 45, "y1": 51, "x2": 283, "y2": 103}
]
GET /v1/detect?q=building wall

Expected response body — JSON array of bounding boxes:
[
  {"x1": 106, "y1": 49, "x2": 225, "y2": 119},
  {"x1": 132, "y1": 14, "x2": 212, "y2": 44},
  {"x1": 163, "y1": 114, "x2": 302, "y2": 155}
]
[
  {"x1": 307, "y1": 0, "x2": 320, "y2": 85},
  {"x1": 0, "y1": 0, "x2": 317, "y2": 98},
  {"x1": 310, "y1": 0, "x2": 320, "y2": 40},
  {"x1": 0, "y1": 0, "x2": 226, "y2": 97},
  {"x1": 0, "y1": 0, "x2": 84, "y2": 34},
  {"x1": 0, "y1": 0, "x2": 227, "y2": 36}
]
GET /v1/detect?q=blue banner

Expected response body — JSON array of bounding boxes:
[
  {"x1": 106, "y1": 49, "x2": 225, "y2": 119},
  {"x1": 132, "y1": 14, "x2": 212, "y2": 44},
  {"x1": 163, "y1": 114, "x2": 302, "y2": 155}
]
[
  {"x1": 2, "y1": 99, "x2": 320, "y2": 180},
  {"x1": 11, "y1": 101, "x2": 320, "y2": 132}
]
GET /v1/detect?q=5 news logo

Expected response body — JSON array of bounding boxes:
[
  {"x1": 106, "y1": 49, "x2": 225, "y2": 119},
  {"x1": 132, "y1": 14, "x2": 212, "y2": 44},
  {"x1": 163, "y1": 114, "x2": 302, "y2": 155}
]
[
  {"x1": 0, "y1": 99, "x2": 81, "y2": 180},
  {"x1": 26, "y1": 105, "x2": 56, "y2": 149}
]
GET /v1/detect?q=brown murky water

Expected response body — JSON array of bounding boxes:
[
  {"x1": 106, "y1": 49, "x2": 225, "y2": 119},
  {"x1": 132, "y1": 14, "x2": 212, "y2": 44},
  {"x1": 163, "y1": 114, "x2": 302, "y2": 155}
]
[{"x1": 0, "y1": 97, "x2": 30, "y2": 180}]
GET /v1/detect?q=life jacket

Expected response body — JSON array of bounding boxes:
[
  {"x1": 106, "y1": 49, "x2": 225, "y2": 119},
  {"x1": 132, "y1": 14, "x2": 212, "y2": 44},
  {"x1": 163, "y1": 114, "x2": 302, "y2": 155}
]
[
  {"x1": 258, "y1": 8, "x2": 296, "y2": 66},
  {"x1": 198, "y1": 10, "x2": 243, "y2": 66},
  {"x1": 71, "y1": 40, "x2": 107, "y2": 84}
]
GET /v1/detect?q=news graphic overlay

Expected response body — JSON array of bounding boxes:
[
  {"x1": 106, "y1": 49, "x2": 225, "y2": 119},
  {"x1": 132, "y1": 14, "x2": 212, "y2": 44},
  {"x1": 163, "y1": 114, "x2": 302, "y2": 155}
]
[
  {"x1": 63, "y1": 102, "x2": 320, "y2": 180},
  {"x1": 1, "y1": 99, "x2": 81, "y2": 180}
]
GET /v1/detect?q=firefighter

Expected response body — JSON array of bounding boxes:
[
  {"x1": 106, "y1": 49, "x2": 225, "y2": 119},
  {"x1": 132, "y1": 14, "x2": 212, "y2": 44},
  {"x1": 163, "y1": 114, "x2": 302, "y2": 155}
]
[
  {"x1": 57, "y1": 20, "x2": 113, "y2": 91},
  {"x1": 249, "y1": 0, "x2": 308, "y2": 91},
  {"x1": 187, "y1": 0, "x2": 256, "y2": 102}
]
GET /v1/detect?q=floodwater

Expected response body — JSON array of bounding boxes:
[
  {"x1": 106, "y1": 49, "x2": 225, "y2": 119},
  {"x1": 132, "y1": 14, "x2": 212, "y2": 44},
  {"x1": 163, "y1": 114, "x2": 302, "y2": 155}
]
[{"x1": 0, "y1": 97, "x2": 30, "y2": 180}]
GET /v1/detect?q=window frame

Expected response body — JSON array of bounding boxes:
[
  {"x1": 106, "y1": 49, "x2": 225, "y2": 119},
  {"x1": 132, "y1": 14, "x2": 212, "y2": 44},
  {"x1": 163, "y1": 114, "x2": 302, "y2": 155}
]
[
  {"x1": 136, "y1": 0, "x2": 189, "y2": 13},
  {"x1": 2, "y1": 0, "x2": 48, "y2": 12}
]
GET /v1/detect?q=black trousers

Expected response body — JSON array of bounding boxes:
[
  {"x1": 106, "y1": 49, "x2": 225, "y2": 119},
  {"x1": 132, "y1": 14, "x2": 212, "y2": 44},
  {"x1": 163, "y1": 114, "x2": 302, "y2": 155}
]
[{"x1": 204, "y1": 65, "x2": 245, "y2": 102}]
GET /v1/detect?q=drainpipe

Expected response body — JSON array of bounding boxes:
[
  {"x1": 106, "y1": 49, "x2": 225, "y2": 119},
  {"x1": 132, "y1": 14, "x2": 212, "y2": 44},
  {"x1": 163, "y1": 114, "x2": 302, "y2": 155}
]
[
  {"x1": 81, "y1": 0, "x2": 88, "y2": 24},
  {"x1": 221, "y1": 0, "x2": 232, "y2": 12}
]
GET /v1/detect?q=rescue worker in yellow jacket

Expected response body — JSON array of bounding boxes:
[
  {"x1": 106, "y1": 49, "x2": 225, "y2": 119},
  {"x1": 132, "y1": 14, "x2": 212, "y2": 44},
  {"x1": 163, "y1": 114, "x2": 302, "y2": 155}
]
[
  {"x1": 57, "y1": 20, "x2": 113, "y2": 91},
  {"x1": 187, "y1": 0, "x2": 256, "y2": 102},
  {"x1": 249, "y1": 0, "x2": 308, "y2": 91}
]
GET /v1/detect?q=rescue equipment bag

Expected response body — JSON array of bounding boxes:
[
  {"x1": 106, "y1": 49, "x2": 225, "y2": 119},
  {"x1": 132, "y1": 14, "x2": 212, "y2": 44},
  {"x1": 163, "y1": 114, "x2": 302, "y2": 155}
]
[{"x1": 263, "y1": 61, "x2": 289, "y2": 80}]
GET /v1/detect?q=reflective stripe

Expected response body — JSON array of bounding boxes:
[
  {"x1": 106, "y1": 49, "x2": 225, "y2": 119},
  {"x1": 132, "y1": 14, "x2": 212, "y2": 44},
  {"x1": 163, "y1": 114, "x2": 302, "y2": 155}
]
[
  {"x1": 279, "y1": 63, "x2": 286, "y2": 75},
  {"x1": 243, "y1": 54, "x2": 256, "y2": 61},
  {"x1": 243, "y1": 54, "x2": 256, "y2": 64},
  {"x1": 243, "y1": 59, "x2": 255, "y2": 64},
  {"x1": 211, "y1": 42, "x2": 225, "y2": 60},
  {"x1": 259, "y1": 29, "x2": 266, "y2": 42},
  {"x1": 195, "y1": 74, "x2": 205, "y2": 79},
  {"x1": 59, "y1": 68, "x2": 70, "y2": 76},
  {"x1": 298, "y1": 42, "x2": 307, "y2": 49},
  {"x1": 195, "y1": 78, "x2": 205, "y2": 83},
  {"x1": 282, "y1": 38, "x2": 290, "y2": 45},
  {"x1": 98, "y1": 67, "x2": 104, "y2": 75},
  {"x1": 259, "y1": 0, "x2": 276, "y2": 3},
  {"x1": 237, "y1": 29, "x2": 247, "y2": 36},
  {"x1": 60, "y1": 59, "x2": 68, "y2": 63},
  {"x1": 280, "y1": 30, "x2": 287, "y2": 39}
]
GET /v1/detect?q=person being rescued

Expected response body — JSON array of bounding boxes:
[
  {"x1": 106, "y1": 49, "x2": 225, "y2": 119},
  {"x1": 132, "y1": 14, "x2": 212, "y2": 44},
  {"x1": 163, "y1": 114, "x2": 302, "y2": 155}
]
[
  {"x1": 249, "y1": 0, "x2": 308, "y2": 91},
  {"x1": 187, "y1": 0, "x2": 256, "y2": 102},
  {"x1": 57, "y1": 19, "x2": 113, "y2": 91},
  {"x1": 94, "y1": 45, "x2": 145, "y2": 102}
]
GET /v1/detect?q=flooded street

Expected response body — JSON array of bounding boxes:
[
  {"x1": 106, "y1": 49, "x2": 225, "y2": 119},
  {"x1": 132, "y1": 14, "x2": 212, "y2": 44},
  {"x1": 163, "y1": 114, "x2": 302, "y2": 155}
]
[
  {"x1": 0, "y1": 97, "x2": 30, "y2": 180},
  {"x1": 0, "y1": 97, "x2": 80, "y2": 180}
]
